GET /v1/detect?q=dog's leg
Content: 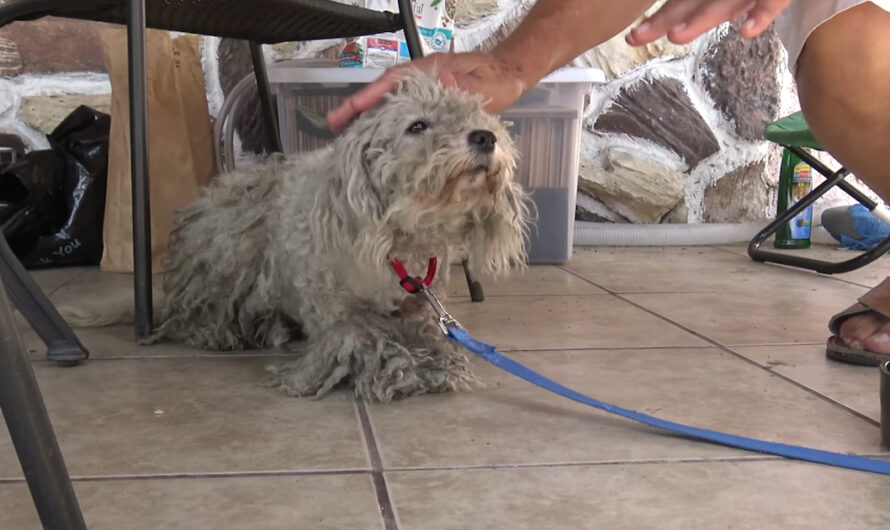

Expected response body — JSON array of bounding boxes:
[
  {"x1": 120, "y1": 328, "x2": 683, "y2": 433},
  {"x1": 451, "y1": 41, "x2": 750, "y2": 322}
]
[
  {"x1": 267, "y1": 323, "x2": 373, "y2": 399},
  {"x1": 385, "y1": 317, "x2": 481, "y2": 397},
  {"x1": 267, "y1": 310, "x2": 478, "y2": 402}
]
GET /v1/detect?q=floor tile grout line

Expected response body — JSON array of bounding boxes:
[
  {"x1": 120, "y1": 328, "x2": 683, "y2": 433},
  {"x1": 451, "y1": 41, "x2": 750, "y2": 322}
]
[
  {"x1": 355, "y1": 399, "x2": 399, "y2": 530},
  {"x1": 34, "y1": 343, "x2": 835, "y2": 365},
  {"x1": 470, "y1": 342, "x2": 721, "y2": 354},
  {"x1": 707, "y1": 246, "x2": 746, "y2": 255},
  {"x1": 572, "y1": 245, "x2": 875, "y2": 292},
  {"x1": 28, "y1": 353, "x2": 301, "y2": 363},
  {"x1": 6, "y1": 450, "x2": 888, "y2": 485},
  {"x1": 43, "y1": 268, "x2": 92, "y2": 298},
  {"x1": 707, "y1": 246, "x2": 875, "y2": 290},
  {"x1": 458, "y1": 285, "x2": 878, "y2": 298},
  {"x1": 557, "y1": 266, "x2": 883, "y2": 428},
  {"x1": 384, "y1": 452, "x2": 890, "y2": 473},
  {"x1": 448, "y1": 292, "x2": 609, "y2": 296},
  {"x1": 0, "y1": 469, "x2": 372, "y2": 484},
  {"x1": 385, "y1": 456, "x2": 787, "y2": 473},
  {"x1": 384, "y1": 454, "x2": 890, "y2": 473},
  {"x1": 448, "y1": 292, "x2": 608, "y2": 298},
  {"x1": 724, "y1": 342, "x2": 825, "y2": 347},
  {"x1": 28, "y1": 342, "x2": 835, "y2": 364},
  {"x1": 27, "y1": 345, "x2": 719, "y2": 364}
]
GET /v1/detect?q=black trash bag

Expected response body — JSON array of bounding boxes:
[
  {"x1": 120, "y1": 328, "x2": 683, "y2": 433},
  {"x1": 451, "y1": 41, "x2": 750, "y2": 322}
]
[
  {"x1": 0, "y1": 150, "x2": 66, "y2": 256},
  {"x1": 0, "y1": 105, "x2": 110, "y2": 269}
]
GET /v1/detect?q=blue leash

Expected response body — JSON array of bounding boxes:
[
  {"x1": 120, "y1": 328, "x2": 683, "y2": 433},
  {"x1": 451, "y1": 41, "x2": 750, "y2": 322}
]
[{"x1": 447, "y1": 327, "x2": 890, "y2": 476}]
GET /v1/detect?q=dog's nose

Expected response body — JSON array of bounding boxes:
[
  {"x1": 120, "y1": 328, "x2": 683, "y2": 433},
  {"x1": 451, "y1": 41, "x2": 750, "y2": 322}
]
[{"x1": 468, "y1": 130, "x2": 496, "y2": 154}]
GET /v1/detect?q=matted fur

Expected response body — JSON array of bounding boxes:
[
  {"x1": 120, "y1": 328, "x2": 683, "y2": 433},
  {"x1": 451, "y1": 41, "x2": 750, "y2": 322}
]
[{"x1": 67, "y1": 72, "x2": 529, "y2": 402}]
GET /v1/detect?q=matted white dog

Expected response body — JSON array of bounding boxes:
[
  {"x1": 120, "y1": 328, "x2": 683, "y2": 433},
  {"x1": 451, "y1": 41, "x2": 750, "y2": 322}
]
[{"x1": 67, "y1": 72, "x2": 529, "y2": 402}]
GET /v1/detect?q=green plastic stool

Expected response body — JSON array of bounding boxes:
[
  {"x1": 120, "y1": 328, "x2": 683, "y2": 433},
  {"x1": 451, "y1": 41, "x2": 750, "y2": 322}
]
[
  {"x1": 763, "y1": 111, "x2": 824, "y2": 151},
  {"x1": 748, "y1": 112, "x2": 890, "y2": 273}
]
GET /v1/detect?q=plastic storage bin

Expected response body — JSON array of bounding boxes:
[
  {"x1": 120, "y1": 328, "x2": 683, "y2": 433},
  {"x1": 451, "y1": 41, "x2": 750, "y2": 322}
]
[{"x1": 268, "y1": 60, "x2": 603, "y2": 263}]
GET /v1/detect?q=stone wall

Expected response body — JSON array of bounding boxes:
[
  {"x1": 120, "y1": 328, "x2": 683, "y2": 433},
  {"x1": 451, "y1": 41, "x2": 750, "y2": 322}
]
[
  {"x1": 0, "y1": 2, "x2": 868, "y2": 225},
  {"x1": 576, "y1": 21, "x2": 784, "y2": 224},
  {"x1": 0, "y1": 16, "x2": 113, "y2": 151}
]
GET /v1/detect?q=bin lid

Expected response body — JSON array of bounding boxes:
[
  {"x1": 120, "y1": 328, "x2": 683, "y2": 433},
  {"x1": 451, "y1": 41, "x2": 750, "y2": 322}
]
[
  {"x1": 539, "y1": 67, "x2": 605, "y2": 84},
  {"x1": 268, "y1": 59, "x2": 604, "y2": 85}
]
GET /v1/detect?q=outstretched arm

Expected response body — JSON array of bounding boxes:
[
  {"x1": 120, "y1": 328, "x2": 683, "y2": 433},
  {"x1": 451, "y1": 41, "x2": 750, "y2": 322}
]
[
  {"x1": 326, "y1": 0, "x2": 793, "y2": 132},
  {"x1": 491, "y1": 0, "x2": 657, "y2": 93},
  {"x1": 326, "y1": 0, "x2": 657, "y2": 131}
]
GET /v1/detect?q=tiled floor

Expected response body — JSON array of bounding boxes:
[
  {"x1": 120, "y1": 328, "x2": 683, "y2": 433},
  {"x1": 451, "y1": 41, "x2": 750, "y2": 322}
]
[{"x1": 3, "y1": 245, "x2": 890, "y2": 529}]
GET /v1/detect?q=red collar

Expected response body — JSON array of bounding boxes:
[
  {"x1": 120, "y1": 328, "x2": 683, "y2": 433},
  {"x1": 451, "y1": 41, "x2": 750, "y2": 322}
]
[{"x1": 389, "y1": 256, "x2": 438, "y2": 293}]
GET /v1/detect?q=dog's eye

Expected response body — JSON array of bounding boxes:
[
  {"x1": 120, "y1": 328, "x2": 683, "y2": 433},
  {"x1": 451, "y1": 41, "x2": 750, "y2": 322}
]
[{"x1": 406, "y1": 120, "x2": 428, "y2": 134}]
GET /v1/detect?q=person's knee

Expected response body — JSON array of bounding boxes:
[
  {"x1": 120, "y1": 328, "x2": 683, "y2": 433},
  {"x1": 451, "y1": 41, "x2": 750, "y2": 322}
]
[
  {"x1": 796, "y1": 2, "x2": 890, "y2": 119},
  {"x1": 792, "y1": 3, "x2": 890, "y2": 196}
]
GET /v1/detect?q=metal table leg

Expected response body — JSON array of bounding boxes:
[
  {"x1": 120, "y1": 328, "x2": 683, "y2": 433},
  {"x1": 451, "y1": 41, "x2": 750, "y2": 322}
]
[
  {"x1": 0, "y1": 284, "x2": 86, "y2": 529},
  {"x1": 398, "y1": 0, "x2": 423, "y2": 59},
  {"x1": 249, "y1": 42, "x2": 284, "y2": 155},
  {"x1": 127, "y1": 0, "x2": 153, "y2": 339}
]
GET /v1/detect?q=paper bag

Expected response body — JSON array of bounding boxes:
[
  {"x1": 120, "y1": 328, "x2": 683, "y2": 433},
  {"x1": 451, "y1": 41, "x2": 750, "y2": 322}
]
[{"x1": 98, "y1": 28, "x2": 214, "y2": 273}]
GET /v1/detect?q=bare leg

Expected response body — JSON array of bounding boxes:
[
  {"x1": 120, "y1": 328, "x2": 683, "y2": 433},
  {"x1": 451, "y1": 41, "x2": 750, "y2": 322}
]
[{"x1": 794, "y1": 2, "x2": 890, "y2": 354}]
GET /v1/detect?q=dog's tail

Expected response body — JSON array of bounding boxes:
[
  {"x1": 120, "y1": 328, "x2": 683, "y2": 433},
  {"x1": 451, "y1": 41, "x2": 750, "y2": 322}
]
[{"x1": 56, "y1": 288, "x2": 165, "y2": 328}]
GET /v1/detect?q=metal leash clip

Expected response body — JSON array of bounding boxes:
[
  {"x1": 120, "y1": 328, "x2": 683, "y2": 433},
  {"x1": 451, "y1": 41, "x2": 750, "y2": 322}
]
[{"x1": 418, "y1": 287, "x2": 463, "y2": 336}]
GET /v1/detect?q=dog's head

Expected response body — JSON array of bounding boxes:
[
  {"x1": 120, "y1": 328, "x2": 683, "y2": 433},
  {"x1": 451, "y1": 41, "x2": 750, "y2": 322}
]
[{"x1": 334, "y1": 70, "x2": 529, "y2": 278}]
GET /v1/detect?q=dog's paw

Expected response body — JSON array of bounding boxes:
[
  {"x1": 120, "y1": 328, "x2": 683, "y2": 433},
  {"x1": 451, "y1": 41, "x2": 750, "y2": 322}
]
[
  {"x1": 357, "y1": 345, "x2": 482, "y2": 403},
  {"x1": 262, "y1": 361, "x2": 350, "y2": 400}
]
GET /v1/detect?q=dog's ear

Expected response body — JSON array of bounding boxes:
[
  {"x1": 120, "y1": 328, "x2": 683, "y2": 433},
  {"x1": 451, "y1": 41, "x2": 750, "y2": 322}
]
[
  {"x1": 337, "y1": 121, "x2": 386, "y2": 220},
  {"x1": 468, "y1": 180, "x2": 531, "y2": 279},
  {"x1": 334, "y1": 120, "x2": 395, "y2": 266}
]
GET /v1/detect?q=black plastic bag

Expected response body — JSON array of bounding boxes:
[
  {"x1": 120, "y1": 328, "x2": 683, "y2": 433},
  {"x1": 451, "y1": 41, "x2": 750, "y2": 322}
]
[
  {"x1": 0, "y1": 150, "x2": 67, "y2": 257},
  {"x1": 0, "y1": 105, "x2": 110, "y2": 269}
]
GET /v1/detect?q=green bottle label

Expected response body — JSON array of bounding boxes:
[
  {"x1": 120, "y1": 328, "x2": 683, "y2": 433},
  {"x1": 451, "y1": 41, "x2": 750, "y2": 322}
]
[{"x1": 775, "y1": 149, "x2": 814, "y2": 249}]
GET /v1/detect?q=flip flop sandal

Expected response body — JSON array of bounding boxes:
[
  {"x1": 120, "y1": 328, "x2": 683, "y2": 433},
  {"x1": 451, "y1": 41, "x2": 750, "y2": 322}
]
[{"x1": 827, "y1": 277, "x2": 890, "y2": 366}]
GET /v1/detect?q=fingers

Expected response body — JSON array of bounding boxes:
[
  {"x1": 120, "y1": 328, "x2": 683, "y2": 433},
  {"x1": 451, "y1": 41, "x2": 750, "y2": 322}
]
[
  {"x1": 626, "y1": 0, "x2": 789, "y2": 46},
  {"x1": 626, "y1": 0, "x2": 702, "y2": 46},
  {"x1": 325, "y1": 51, "x2": 521, "y2": 131},
  {"x1": 664, "y1": 0, "x2": 754, "y2": 44},
  {"x1": 327, "y1": 54, "x2": 457, "y2": 132},
  {"x1": 452, "y1": 71, "x2": 518, "y2": 114},
  {"x1": 740, "y1": 0, "x2": 794, "y2": 37},
  {"x1": 439, "y1": 69, "x2": 458, "y2": 88},
  {"x1": 450, "y1": 71, "x2": 491, "y2": 108},
  {"x1": 326, "y1": 67, "x2": 406, "y2": 132}
]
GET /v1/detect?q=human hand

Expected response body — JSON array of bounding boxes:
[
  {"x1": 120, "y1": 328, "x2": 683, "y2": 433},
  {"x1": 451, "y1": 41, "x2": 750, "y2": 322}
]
[
  {"x1": 325, "y1": 52, "x2": 527, "y2": 132},
  {"x1": 625, "y1": 0, "x2": 794, "y2": 46}
]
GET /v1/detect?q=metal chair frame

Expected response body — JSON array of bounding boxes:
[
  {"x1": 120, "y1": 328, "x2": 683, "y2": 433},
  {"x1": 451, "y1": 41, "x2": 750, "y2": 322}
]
[{"x1": 748, "y1": 144, "x2": 890, "y2": 273}]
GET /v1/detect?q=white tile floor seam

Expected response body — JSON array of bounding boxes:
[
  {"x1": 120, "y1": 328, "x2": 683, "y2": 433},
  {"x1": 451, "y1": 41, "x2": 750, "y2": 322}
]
[
  {"x1": 6, "y1": 244, "x2": 890, "y2": 528},
  {"x1": 567, "y1": 278, "x2": 887, "y2": 429},
  {"x1": 26, "y1": 266, "x2": 92, "y2": 298},
  {"x1": 557, "y1": 255, "x2": 890, "y2": 449},
  {"x1": 355, "y1": 402, "x2": 398, "y2": 530},
  {"x1": 712, "y1": 245, "x2": 885, "y2": 289},
  {"x1": 0, "y1": 469, "x2": 375, "y2": 485}
]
